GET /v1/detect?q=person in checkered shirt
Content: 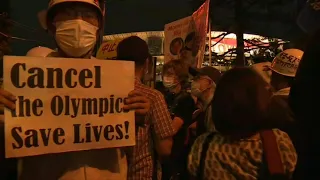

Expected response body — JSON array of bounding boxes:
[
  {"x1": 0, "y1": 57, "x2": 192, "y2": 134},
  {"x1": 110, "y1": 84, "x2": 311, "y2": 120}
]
[{"x1": 117, "y1": 36, "x2": 175, "y2": 180}]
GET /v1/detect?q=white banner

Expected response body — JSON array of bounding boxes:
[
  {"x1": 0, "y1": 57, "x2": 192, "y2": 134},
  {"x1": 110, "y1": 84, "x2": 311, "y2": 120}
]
[
  {"x1": 192, "y1": 0, "x2": 210, "y2": 67},
  {"x1": 4, "y1": 56, "x2": 135, "y2": 158},
  {"x1": 164, "y1": 0, "x2": 210, "y2": 68},
  {"x1": 164, "y1": 16, "x2": 194, "y2": 64}
]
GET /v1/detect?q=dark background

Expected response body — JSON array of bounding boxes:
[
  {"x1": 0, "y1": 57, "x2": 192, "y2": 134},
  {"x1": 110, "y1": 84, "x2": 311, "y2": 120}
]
[{"x1": 2, "y1": 0, "x2": 308, "y2": 56}]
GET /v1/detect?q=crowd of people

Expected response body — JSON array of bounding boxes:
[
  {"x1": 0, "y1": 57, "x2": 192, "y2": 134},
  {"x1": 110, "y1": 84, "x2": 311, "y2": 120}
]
[{"x1": 0, "y1": 0, "x2": 319, "y2": 179}]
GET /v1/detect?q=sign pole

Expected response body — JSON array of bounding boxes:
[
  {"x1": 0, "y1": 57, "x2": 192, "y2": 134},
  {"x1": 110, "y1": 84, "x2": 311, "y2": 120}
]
[{"x1": 208, "y1": 19, "x2": 212, "y2": 67}]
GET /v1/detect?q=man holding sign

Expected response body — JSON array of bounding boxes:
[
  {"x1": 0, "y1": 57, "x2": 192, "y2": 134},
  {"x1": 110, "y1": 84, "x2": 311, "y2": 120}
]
[{"x1": 0, "y1": 0, "x2": 150, "y2": 180}]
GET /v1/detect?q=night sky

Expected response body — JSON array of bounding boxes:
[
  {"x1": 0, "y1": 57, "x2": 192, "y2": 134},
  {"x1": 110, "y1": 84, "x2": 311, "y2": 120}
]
[{"x1": 9, "y1": 0, "x2": 193, "y2": 55}]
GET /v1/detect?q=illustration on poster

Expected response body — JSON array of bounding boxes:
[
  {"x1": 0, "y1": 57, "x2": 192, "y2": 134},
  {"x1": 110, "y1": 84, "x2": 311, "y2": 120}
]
[
  {"x1": 170, "y1": 38, "x2": 184, "y2": 55},
  {"x1": 4, "y1": 56, "x2": 135, "y2": 158}
]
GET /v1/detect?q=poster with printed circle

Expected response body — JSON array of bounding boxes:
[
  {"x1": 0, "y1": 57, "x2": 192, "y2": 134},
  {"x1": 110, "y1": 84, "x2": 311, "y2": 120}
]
[
  {"x1": 164, "y1": 0, "x2": 210, "y2": 68},
  {"x1": 164, "y1": 16, "x2": 194, "y2": 65}
]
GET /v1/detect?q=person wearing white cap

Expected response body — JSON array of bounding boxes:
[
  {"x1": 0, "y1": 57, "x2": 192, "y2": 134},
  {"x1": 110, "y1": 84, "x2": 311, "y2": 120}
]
[
  {"x1": 267, "y1": 48, "x2": 303, "y2": 153},
  {"x1": 269, "y1": 49, "x2": 303, "y2": 96},
  {"x1": 0, "y1": 0, "x2": 151, "y2": 179}
]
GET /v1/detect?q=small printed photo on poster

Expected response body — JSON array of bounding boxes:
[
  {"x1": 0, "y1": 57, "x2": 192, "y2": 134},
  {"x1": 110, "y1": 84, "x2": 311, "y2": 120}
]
[{"x1": 170, "y1": 38, "x2": 184, "y2": 55}]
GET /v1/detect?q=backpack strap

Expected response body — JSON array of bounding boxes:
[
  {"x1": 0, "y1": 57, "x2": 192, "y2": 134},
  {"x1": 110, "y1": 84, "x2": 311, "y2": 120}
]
[
  {"x1": 196, "y1": 132, "x2": 216, "y2": 180},
  {"x1": 260, "y1": 130, "x2": 285, "y2": 176}
]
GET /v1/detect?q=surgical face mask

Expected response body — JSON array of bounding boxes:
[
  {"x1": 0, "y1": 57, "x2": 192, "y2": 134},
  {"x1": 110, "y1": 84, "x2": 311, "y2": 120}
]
[
  {"x1": 191, "y1": 81, "x2": 202, "y2": 97},
  {"x1": 163, "y1": 76, "x2": 179, "y2": 89},
  {"x1": 191, "y1": 81, "x2": 214, "y2": 107},
  {"x1": 55, "y1": 19, "x2": 98, "y2": 58}
]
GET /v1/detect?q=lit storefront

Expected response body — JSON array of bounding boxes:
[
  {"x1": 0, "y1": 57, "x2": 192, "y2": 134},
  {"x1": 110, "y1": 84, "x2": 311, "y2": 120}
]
[{"x1": 103, "y1": 31, "x2": 271, "y2": 81}]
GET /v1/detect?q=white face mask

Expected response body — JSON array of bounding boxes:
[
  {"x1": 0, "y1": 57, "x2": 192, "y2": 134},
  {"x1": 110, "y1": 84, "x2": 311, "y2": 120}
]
[
  {"x1": 55, "y1": 19, "x2": 98, "y2": 58},
  {"x1": 191, "y1": 80, "x2": 215, "y2": 108},
  {"x1": 163, "y1": 76, "x2": 179, "y2": 89}
]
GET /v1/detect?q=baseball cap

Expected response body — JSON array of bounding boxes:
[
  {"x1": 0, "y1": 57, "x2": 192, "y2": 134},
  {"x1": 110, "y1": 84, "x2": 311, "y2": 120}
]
[
  {"x1": 297, "y1": 0, "x2": 320, "y2": 34},
  {"x1": 117, "y1": 36, "x2": 151, "y2": 66}
]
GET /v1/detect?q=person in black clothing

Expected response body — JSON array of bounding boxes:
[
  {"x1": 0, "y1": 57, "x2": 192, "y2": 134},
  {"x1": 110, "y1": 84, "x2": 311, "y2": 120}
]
[
  {"x1": 283, "y1": 1, "x2": 320, "y2": 179},
  {"x1": 161, "y1": 60, "x2": 196, "y2": 180},
  {"x1": 266, "y1": 49, "x2": 303, "y2": 140},
  {"x1": 289, "y1": 30, "x2": 320, "y2": 179}
]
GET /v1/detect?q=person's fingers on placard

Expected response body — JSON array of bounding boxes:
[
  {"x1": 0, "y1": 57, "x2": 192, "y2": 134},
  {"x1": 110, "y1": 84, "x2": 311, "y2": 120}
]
[
  {"x1": 124, "y1": 103, "x2": 149, "y2": 115},
  {"x1": 127, "y1": 90, "x2": 143, "y2": 97},
  {"x1": 0, "y1": 95, "x2": 16, "y2": 110},
  {"x1": 135, "y1": 107, "x2": 149, "y2": 115},
  {"x1": 126, "y1": 96, "x2": 149, "y2": 104},
  {"x1": 0, "y1": 89, "x2": 16, "y2": 101}
]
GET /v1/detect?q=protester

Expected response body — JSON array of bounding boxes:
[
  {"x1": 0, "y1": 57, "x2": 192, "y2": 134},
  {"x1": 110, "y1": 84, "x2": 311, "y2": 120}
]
[
  {"x1": 161, "y1": 60, "x2": 196, "y2": 180},
  {"x1": 0, "y1": 1, "x2": 151, "y2": 179},
  {"x1": 289, "y1": 1, "x2": 320, "y2": 178},
  {"x1": 116, "y1": 36, "x2": 174, "y2": 180},
  {"x1": 289, "y1": 29, "x2": 320, "y2": 179},
  {"x1": 188, "y1": 67, "x2": 297, "y2": 179},
  {"x1": 267, "y1": 49, "x2": 303, "y2": 149},
  {"x1": 269, "y1": 49, "x2": 303, "y2": 96},
  {"x1": 190, "y1": 66, "x2": 220, "y2": 135}
]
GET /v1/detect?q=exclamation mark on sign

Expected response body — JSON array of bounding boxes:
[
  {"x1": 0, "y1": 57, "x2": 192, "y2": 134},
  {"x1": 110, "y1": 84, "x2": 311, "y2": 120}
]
[{"x1": 124, "y1": 121, "x2": 129, "y2": 139}]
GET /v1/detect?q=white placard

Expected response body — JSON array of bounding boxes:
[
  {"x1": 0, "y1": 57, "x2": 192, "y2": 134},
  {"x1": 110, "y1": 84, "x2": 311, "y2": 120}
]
[{"x1": 4, "y1": 56, "x2": 135, "y2": 158}]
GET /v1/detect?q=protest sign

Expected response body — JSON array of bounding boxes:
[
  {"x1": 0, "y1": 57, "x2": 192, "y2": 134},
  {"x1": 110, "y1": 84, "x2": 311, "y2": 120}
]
[
  {"x1": 164, "y1": 0, "x2": 210, "y2": 68},
  {"x1": 3, "y1": 56, "x2": 135, "y2": 158},
  {"x1": 164, "y1": 16, "x2": 194, "y2": 64},
  {"x1": 192, "y1": 0, "x2": 210, "y2": 67},
  {"x1": 96, "y1": 39, "x2": 122, "y2": 60}
]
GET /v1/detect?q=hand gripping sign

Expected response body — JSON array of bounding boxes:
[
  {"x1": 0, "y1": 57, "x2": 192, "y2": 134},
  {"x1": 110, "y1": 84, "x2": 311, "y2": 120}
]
[{"x1": 3, "y1": 56, "x2": 135, "y2": 158}]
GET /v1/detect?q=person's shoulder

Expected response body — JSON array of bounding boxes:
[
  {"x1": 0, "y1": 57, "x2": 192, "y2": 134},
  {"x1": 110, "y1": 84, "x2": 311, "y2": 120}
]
[
  {"x1": 192, "y1": 132, "x2": 222, "y2": 149},
  {"x1": 272, "y1": 128, "x2": 297, "y2": 155},
  {"x1": 272, "y1": 129, "x2": 298, "y2": 175},
  {"x1": 272, "y1": 128, "x2": 292, "y2": 141}
]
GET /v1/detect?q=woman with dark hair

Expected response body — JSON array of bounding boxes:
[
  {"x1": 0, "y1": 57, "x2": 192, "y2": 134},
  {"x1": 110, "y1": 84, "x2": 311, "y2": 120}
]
[{"x1": 188, "y1": 67, "x2": 297, "y2": 180}]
